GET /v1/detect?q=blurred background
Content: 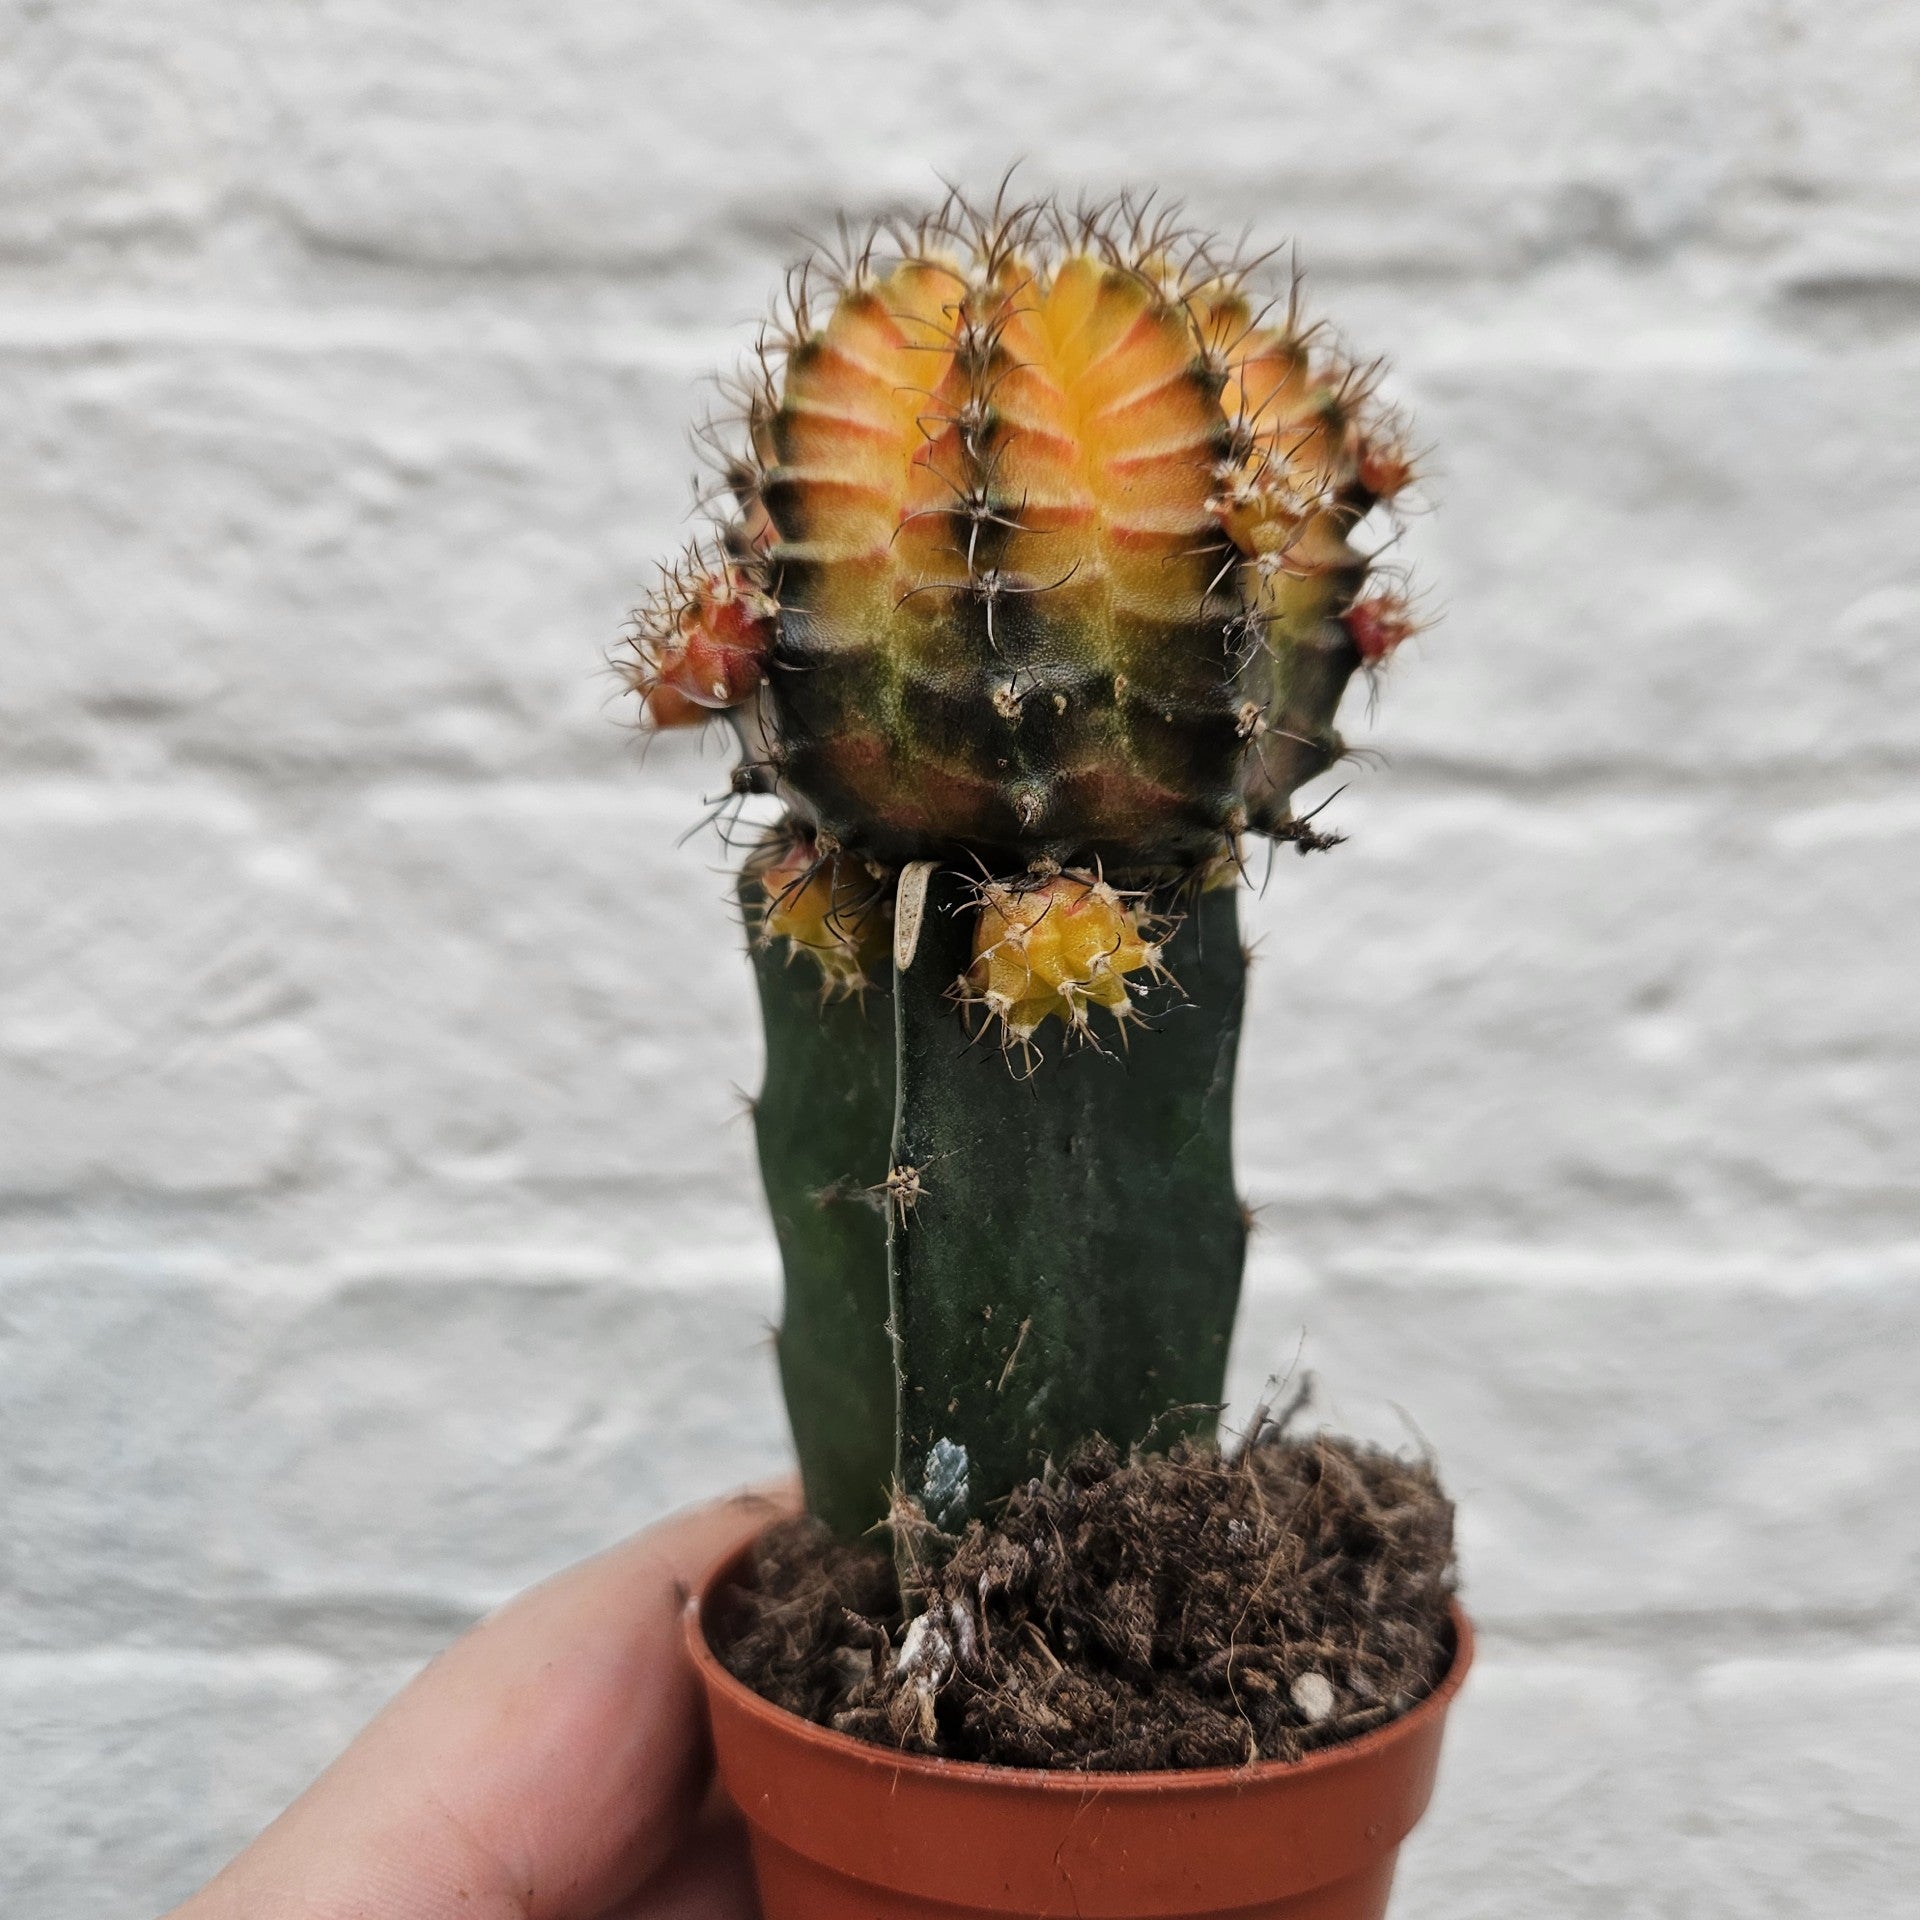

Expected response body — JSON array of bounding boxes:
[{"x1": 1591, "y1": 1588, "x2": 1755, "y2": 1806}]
[{"x1": 3, "y1": 3, "x2": 1918, "y2": 1913}]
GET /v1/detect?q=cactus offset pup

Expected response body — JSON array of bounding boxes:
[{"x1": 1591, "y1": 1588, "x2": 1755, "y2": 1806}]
[{"x1": 627, "y1": 193, "x2": 1421, "y2": 1540}]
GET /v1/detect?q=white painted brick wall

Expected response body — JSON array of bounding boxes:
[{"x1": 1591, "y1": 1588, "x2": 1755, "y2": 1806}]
[{"x1": 3, "y1": 3, "x2": 1917, "y2": 1912}]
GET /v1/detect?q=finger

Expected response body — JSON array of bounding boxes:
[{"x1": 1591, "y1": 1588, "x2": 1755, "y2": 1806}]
[
  {"x1": 593, "y1": 1784, "x2": 760, "y2": 1920},
  {"x1": 174, "y1": 1481, "x2": 796, "y2": 1920}
]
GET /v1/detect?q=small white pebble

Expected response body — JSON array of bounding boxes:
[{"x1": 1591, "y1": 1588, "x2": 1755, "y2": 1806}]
[
  {"x1": 947, "y1": 1600, "x2": 979, "y2": 1670},
  {"x1": 1290, "y1": 1671, "x2": 1336, "y2": 1723},
  {"x1": 895, "y1": 1612, "x2": 954, "y2": 1689}
]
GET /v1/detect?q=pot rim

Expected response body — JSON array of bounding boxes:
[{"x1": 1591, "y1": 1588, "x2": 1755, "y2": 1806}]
[{"x1": 685, "y1": 1531, "x2": 1474, "y2": 1794}]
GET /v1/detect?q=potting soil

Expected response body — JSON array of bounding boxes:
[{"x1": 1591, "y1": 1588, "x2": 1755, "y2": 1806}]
[{"x1": 714, "y1": 1422, "x2": 1456, "y2": 1771}]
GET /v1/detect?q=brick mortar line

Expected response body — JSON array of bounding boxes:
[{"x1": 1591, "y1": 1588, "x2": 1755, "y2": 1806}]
[
  {"x1": 0, "y1": 303, "x2": 1910, "y2": 373},
  {"x1": 4, "y1": 1247, "x2": 1917, "y2": 1296},
  {"x1": 1469, "y1": 1605, "x2": 1920, "y2": 1660},
  {"x1": 0, "y1": 1256, "x2": 780, "y2": 1297},
  {"x1": 5, "y1": 768, "x2": 1920, "y2": 816}
]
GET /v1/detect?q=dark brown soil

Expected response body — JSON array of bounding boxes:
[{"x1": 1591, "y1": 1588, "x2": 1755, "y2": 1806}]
[{"x1": 712, "y1": 1420, "x2": 1456, "y2": 1771}]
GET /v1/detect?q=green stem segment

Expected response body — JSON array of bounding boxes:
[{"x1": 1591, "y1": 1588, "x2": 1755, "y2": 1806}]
[
  {"x1": 748, "y1": 870, "x2": 1249, "y2": 1539},
  {"x1": 890, "y1": 872, "x2": 1248, "y2": 1530},
  {"x1": 745, "y1": 890, "x2": 897, "y2": 1538}
]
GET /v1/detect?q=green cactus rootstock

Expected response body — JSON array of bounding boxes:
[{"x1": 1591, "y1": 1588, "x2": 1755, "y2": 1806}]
[
  {"x1": 743, "y1": 862, "x2": 1246, "y2": 1537},
  {"x1": 891, "y1": 872, "x2": 1247, "y2": 1532},
  {"x1": 628, "y1": 192, "x2": 1425, "y2": 1540}
]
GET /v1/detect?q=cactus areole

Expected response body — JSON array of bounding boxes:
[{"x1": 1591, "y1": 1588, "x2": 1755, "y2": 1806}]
[{"x1": 626, "y1": 193, "x2": 1423, "y2": 1540}]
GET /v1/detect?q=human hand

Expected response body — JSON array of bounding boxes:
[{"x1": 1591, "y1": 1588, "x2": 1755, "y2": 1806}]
[{"x1": 167, "y1": 1484, "x2": 795, "y2": 1920}]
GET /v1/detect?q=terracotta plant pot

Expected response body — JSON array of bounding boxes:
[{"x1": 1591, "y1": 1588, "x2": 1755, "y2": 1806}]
[{"x1": 685, "y1": 1536, "x2": 1473, "y2": 1920}]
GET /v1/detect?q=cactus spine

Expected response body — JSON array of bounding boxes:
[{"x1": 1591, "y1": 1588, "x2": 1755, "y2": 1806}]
[{"x1": 628, "y1": 193, "x2": 1421, "y2": 1536}]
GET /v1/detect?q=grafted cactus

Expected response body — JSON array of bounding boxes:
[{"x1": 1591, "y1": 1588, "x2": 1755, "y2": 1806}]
[{"x1": 627, "y1": 192, "x2": 1421, "y2": 1537}]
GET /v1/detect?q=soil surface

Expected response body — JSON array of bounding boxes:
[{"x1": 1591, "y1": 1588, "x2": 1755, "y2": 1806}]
[{"x1": 713, "y1": 1421, "x2": 1456, "y2": 1770}]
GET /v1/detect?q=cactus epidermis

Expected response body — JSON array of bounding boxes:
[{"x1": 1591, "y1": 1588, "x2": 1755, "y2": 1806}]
[{"x1": 628, "y1": 192, "x2": 1420, "y2": 918}]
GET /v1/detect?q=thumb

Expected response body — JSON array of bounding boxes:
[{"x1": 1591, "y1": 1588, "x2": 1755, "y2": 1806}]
[{"x1": 172, "y1": 1482, "x2": 795, "y2": 1920}]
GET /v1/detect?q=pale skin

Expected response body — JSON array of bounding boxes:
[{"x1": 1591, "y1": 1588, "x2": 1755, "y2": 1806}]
[{"x1": 168, "y1": 1485, "x2": 795, "y2": 1920}]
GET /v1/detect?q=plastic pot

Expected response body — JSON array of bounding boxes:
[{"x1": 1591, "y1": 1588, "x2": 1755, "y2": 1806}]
[{"x1": 685, "y1": 1535, "x2": 1473, "y2": 1920}]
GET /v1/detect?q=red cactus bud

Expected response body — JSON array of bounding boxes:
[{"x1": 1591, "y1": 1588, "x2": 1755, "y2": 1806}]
[
  {"x1": 1345, "y1": 593, "x2": 1418, "y2": 665},
  {"x1": 1356, "y1": 437, "x2": 1415, "y2": 503},
  {"x1": 641, "y1": 660, "x2": 709, "y2": 729},
  {"x1": 629, "y1": 552, "x2": 775, "y2": 725},
  {"x1": 666, "y1": 578, "x2": 774, "y2": 709}
]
